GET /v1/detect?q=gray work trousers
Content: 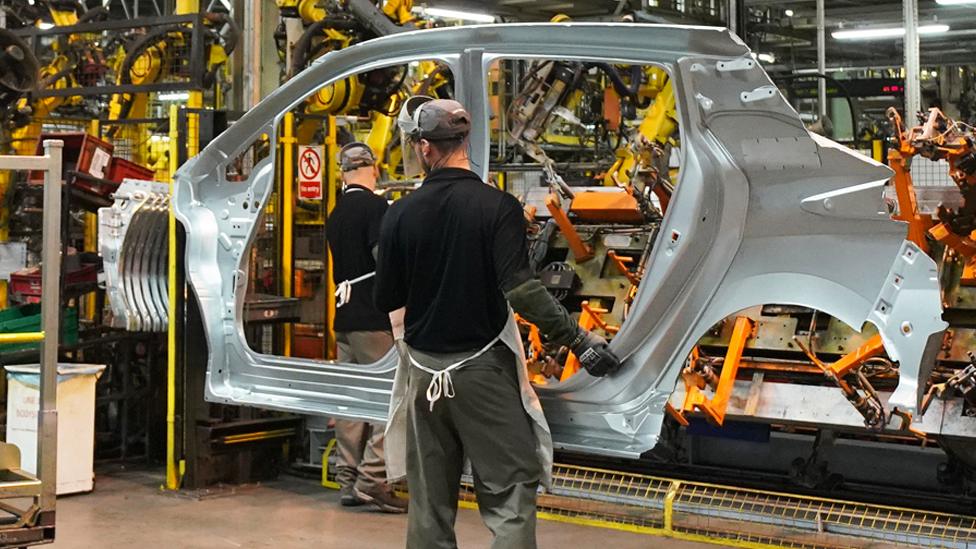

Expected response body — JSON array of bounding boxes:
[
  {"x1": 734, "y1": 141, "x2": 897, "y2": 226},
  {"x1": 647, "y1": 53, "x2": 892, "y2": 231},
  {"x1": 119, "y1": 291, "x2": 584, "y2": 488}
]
[
  {"x1": 335, "y1": 330, "x2": 394, "y2": 493},
  {"x1": 405, "y1": 345, "x2": 542, "y2": 549}
]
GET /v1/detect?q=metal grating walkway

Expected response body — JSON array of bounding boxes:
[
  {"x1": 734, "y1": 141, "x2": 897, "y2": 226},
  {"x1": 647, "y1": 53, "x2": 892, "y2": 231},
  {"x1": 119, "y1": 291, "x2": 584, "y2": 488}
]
[
  {"x1": 464, "y1": 464, "x2": 976, "y2": 548},
  {"x1": 323, "y1": 442, "x2": 976, "y2": 548}
]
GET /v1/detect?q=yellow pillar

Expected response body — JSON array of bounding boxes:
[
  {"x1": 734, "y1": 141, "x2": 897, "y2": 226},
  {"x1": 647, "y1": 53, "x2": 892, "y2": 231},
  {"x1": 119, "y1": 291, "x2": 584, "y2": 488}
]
[
  {"x1": 175, "y1": 0, "x2": 199, "y2": 15},
  {"x1": 165, "y1": 0, "x2": 199, "y2": 492},
  {"x1": 187, "y1": 89, "x2": 203, "y2": 157},
  {"x1": 84, "y1": 120, "x2": 100, "y2": 321},
  {"x1": 0, "y1": 168, "x2": 9, "y2": 309},
  {"x1": 82, "y1": 215, "x2": 97, "y2": 321},
  {"x1": 281, "y1": 113, "x2": 296, "y2": 356},
  {"x1": 165, "y1": 104, "x2": 181, "y2": 491},
  {"x1": 325, "y1": 116, "x2": 338, "y2": 359},
  {"x1": 872, "y1": 139, "x2": 883, "y2": 163}
]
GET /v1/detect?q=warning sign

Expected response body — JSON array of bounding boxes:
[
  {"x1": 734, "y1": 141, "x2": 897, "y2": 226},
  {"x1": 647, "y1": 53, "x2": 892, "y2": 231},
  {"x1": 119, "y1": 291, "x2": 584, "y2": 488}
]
[{"x1": 298, "y1": 144, "x2": 323, "y2": 200}]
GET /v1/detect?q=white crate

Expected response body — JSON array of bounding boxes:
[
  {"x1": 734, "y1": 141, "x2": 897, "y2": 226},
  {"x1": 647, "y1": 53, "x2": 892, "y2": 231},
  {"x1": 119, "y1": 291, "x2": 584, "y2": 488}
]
[{"x1": 5, "y1": 364, "x2": 105, "y2": 495}]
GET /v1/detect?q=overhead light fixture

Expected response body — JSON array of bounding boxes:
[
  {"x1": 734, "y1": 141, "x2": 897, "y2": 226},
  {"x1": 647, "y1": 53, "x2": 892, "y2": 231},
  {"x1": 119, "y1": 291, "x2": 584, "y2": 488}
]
[
  {"x1": 157, "y1": 92, "x2": 190, "y2": 101},
  {"x1": 832, "y1": 24, "x2": 949, "y2": 40},
  {"x1": 411, "y1": 6, "x2": 496, "y2": 23},
  {"x1": 757, "y1": 53, "x2": 776, "y2": 63},
  {"x1": 36, "y1": 21, "x2": 54, "y2": 29},
  {"x1": 936, "y1": 0, "x2": 976, "y2": 5},
  {"x1": 784, "y1": 9, "x2": 794, "y2": 17}
]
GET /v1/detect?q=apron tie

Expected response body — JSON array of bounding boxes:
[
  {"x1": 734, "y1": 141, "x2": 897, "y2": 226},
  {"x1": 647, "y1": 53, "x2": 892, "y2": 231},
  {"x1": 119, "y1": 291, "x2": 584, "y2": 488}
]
[
  {"x1": 335, "y1": 271, "x2": 376, "y2": 308},
  {"x1": 407, "y1": 332, "x2": 503, "y2": 411}
]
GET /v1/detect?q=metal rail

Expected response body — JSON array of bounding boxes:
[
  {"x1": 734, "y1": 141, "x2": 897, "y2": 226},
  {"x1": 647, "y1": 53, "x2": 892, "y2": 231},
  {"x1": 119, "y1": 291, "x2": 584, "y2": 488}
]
[
  {"x1": 463, "y1": 464, "x2": 976, "y2": 548},
  {"x1": 0, "y1": 139, "x2": 63, "y2": 546},
  {"x1": 319, "y1": 439, "x2": 976, "y2": 547}
]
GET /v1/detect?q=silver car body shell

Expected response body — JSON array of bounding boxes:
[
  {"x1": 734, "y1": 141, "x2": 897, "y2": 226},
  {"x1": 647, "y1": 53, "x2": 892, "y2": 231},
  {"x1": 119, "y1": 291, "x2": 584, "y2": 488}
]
[{"x1": 172, "y1": 23, "x2": 947, "y2": 458}]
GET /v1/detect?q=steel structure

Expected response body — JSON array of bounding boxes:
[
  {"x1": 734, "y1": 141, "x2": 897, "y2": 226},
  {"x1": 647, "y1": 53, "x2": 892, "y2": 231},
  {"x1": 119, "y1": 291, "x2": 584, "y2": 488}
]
[
  {"x1": 173, "y1": 23, "x2": 946, "y2": 458},
  {"x1": 0, "y1": 140, "x2": 62, "y2": 546},
  {"x1": 11, "y1": 14, "x2": 212, "y2": 98}
]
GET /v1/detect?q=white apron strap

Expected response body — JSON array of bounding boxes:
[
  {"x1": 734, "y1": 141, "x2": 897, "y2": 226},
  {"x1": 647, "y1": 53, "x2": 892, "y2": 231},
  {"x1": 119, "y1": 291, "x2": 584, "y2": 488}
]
[{"x1": 407, "y1": 332, "x2": 503, "y2": 412}]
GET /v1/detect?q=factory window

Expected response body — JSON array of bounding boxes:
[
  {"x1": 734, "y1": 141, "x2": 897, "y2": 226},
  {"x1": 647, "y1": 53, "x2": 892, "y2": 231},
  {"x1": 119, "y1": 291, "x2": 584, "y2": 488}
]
[{"x1": 485, "y1": 58, "x2": 679, "y2": 384}]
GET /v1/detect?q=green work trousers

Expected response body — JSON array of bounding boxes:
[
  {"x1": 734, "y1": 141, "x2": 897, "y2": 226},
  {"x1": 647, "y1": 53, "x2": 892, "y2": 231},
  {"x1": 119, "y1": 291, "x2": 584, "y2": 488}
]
[
  {"x1": 335, "y1": 330, "x2": 394, "y2": 493},
  {"x1": 405, "y1": 345, "x2": 542, "y2": 549}
]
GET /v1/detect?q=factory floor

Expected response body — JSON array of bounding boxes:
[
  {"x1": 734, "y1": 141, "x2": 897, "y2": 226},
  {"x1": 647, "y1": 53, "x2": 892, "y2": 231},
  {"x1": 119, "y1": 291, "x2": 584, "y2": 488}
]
[{"x1": 49, "y1": 467, "x2": 714, "y2": 548}]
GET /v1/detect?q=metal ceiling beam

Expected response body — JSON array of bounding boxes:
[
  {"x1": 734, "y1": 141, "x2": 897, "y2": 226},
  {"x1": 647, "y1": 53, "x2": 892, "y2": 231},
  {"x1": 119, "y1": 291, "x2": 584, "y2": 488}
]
[
  {"x1": 783, "y1": 5, "x2": 976, "y2": 26},
  {"x1": 816, "y1": 0, "x2": 826, "y2": 118},
  {"x1": 904, "y1": 0, "x2": 920, "y2": 116},
  {"x1": 768, "y1": 53, "x2": 976, "y2": 70},
  {"x1": 750, "y1": 23, "x2": 893, "y2": 60}
]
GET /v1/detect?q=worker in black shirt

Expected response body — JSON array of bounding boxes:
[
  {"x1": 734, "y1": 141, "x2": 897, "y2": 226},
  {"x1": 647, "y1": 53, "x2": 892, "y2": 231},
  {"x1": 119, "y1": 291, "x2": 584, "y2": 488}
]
[
  {"x1": 325, "y1": 141, "x2": 407, "y2": 514},
  {"x1": 375, "y1": 97, "x2": 621, "y2": 548}
]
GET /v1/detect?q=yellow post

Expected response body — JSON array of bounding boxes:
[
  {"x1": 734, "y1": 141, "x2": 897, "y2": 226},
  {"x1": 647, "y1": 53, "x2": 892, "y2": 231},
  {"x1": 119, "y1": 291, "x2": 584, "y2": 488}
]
[
  {"x1": 872, "y1": 139, "x2": 883, "y2": 163},
  {"x1": 325, "y1": 116, "x2": 338, "y2": 359},
  {"x1": 85, "y1": 120, "x2": 99, "y2": 321},
  {"x1": 664, "y1": 480, "x2": 680, "y2": 532},
  {"x1": 281, "y1": 113, "x2": 296, "y2": 356},
  {"x1": 165, "y1": 104, "x2": 180, "y2": 490},
  {"x1": 175, "y1": 0, "x2": 199, "y2": 16},
  {"x1": 83, "y1": 214, "x2": 97, "y2": 321},
  {"x1": 165, "y1": 104, "x2": 181, "y2": 490},
  {"x1": 187, "y1": 88, "x2": 203, "y2": 157},
  {"x1": 164, "y1": 0, "x2": 200, "y2": 492},
  {"x1": 0, "y1": 168, "x2": 9, "y2": 309}
]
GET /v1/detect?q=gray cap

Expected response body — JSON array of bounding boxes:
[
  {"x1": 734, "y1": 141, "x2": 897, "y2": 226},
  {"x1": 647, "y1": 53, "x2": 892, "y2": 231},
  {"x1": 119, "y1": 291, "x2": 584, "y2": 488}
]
[
  {"x1": 398, "y1": 96, "x2": 471, "y2": 141},
  {"x1": 338, "y1": 142, "x2": 376, "y2": 172}
]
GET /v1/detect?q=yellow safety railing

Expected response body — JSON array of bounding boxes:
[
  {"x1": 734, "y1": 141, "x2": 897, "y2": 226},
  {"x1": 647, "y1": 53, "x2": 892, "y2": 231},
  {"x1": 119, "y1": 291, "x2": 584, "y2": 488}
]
[
  {"x1": 0, "y1": 332, "x2": 45, "y2": 344},
  {"x1": 467, "y1": 462, "x2": 976, "y2": 549}
]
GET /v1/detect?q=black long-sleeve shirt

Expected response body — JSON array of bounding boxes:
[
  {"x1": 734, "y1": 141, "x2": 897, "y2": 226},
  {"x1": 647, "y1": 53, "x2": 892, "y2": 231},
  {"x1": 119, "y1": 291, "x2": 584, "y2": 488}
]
[
  {"x1": 374, "y1": 167, "x2": 533, "y2": 352},
  {"x1": 326, "y1": 184, "x2": 391, "y2": 332}
]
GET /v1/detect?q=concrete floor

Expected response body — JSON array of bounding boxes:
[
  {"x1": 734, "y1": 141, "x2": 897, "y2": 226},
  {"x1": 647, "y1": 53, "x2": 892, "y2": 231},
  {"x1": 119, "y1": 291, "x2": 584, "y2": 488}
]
[{"x1": 49, "y1": 468, "x2": 715, "y2": 548}]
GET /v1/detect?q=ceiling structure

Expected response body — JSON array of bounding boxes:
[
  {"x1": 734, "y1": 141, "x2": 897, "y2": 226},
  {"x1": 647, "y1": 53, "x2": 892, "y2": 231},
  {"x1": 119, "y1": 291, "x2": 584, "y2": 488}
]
[
  {"x1": 746, "y1": 0, "x2": 976, "y2": 70},
  {"x1": 426, "y1": 0, "x2": 976, "y2": 70},
  {"x1": 19, "y1": 0, "x2": 976, "y2": 72}
]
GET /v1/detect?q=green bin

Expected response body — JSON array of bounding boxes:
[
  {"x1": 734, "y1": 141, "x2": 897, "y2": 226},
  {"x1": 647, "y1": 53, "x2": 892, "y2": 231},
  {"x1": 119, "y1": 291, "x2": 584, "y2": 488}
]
[{"x1": 0, "y1": 304, "x2": 79, "y2": 353}]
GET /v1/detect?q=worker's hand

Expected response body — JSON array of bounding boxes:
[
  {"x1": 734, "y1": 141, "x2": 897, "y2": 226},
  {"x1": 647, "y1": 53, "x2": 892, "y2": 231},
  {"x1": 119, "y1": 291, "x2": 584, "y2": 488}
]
[{"x1": 570, "y1": 329, "x2": 622, "y2": 377}]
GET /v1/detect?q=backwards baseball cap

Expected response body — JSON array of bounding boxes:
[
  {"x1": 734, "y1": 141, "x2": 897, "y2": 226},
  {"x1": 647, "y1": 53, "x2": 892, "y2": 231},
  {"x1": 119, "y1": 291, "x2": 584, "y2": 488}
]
[
  {"x1": 338, "y1": 142, "x2": 376, "y2": 172},
  {"x1": 397, "y1": 96, "x2": 472, "y2": 142}
]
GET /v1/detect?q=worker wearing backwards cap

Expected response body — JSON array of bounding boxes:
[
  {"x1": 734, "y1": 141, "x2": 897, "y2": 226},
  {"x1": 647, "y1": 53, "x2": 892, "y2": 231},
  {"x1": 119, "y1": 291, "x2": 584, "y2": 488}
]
[
  {"x1": 325, "y1": 141, "x2": 408, "y2": 513},
  {"x1": 375, "y1": 96, "x2": 622, "y2": 547}
]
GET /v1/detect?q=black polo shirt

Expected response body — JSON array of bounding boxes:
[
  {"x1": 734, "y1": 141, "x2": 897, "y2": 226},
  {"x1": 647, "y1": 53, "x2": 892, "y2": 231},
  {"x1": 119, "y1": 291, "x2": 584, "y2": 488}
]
[
  {"x1": 325, "y1": 184, "x2": 391, "y2": 332},
  {"x1": 374, "y1": 167, "x2": 533, "y2": 352}
]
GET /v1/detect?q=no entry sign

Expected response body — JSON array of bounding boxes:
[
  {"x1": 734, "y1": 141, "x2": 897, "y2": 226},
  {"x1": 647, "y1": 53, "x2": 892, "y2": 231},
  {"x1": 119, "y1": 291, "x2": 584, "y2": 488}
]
[{"x1": 298, "y1": 144, "x2": 323, "y2": 200}]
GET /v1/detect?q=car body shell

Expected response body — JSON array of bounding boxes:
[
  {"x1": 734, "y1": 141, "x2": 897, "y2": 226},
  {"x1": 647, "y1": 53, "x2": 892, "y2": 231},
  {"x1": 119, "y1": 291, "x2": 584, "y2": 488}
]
[{"x1": 172, "y1": 23, "x2": 947, "y2": 458}]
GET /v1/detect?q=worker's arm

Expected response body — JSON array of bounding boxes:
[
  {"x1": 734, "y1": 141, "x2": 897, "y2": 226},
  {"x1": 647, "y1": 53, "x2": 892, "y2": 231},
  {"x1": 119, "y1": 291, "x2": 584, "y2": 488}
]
[
  {"x1": 374, "y1": 204, "x2": 407, "y2": 313},
  {"x1": 389, "y1": 307, "x2": 406, "y2": 340},
  {"x1": 493, "y1": 194, "x2": 621, "y2": 377}
]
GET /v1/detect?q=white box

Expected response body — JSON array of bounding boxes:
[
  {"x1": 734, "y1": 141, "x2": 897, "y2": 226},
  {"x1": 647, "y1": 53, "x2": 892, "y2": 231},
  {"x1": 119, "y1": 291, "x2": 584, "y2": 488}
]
[{"x1": 4, "y1": 364, "x2": 105, "y2": 495}]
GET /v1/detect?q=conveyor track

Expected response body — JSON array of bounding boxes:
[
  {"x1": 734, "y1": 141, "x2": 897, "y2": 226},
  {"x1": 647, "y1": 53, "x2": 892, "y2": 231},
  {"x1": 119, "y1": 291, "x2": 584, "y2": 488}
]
[
  {"x1": 320, "y1": 446, "x2": 976, "y2": 547},
  {"x1": 460, "y1": 463, "x2": 976, "y2": 548}
]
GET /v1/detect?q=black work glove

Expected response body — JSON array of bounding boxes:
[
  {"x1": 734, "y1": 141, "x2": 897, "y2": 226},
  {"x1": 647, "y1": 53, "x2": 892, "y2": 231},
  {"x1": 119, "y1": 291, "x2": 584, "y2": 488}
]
[{"x1": 570, "y1": 329, "x2": 622, "y2": 377}]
